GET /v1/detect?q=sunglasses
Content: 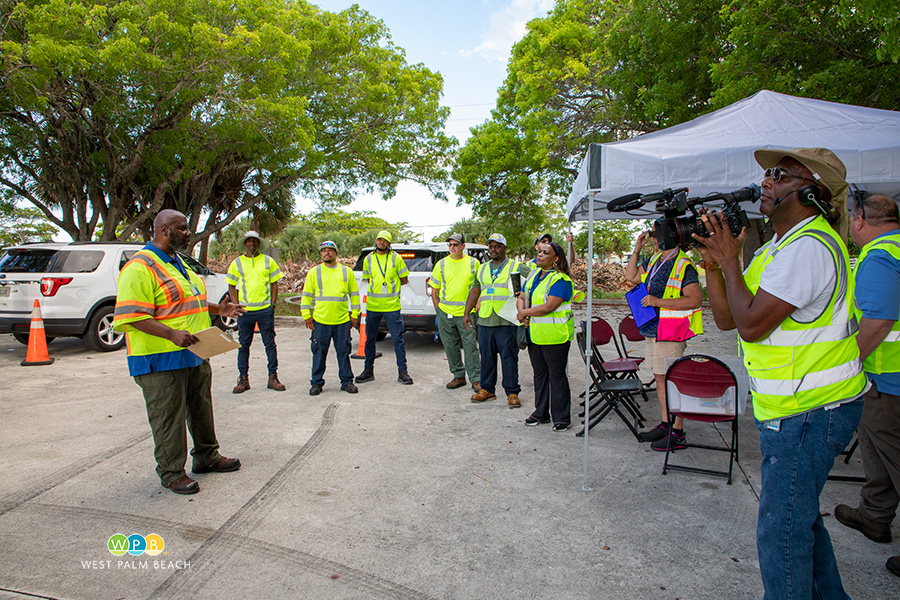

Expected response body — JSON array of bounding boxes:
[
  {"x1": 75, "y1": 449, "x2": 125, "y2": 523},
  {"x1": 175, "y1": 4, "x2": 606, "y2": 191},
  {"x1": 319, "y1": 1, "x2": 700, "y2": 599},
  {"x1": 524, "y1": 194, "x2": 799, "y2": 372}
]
[{"x1": 763, "y1": 167, "x2": 817, "y2": 185}]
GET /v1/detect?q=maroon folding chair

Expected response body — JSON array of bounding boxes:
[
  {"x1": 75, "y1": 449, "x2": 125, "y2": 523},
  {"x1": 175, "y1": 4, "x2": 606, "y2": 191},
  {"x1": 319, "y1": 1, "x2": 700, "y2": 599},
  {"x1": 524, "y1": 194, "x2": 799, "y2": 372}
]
[
  {"x1": 662, "y1": 355, "x2": 740, "y2": 484},
  {"x1": 589, "y1": 317, "x2": 650, "y2": 403},
  {"x1": 618, "y1": 315, "x2": 655, "y2": 390}
]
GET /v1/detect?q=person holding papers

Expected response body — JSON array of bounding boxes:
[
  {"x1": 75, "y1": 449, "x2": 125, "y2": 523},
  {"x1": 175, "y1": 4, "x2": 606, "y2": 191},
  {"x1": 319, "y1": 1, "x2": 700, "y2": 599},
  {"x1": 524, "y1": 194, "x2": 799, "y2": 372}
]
[
  {"x1": 624, "y1": 225, "x2": 703, "y2": 451},
  {"x1": 114, "y1": 210, "x2": 244, "y2": 495},
  {"x1": 464, "y1": 233, "x2": 530, "y2": 408}
]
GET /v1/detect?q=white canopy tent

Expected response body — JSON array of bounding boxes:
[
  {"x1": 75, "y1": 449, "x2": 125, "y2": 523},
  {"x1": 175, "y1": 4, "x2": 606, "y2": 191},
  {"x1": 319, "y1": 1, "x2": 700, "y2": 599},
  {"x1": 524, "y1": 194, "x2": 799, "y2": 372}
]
[{"x1": 567, "y1": 90, "x2": 900, "y2": 489}]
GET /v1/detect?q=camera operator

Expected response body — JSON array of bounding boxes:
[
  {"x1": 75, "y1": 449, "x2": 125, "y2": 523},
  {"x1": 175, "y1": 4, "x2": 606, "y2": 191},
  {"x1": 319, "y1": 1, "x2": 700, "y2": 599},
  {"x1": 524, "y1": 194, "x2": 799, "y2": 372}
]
[
  {"x1": 695, "y1": 148, "x2": 868, "y2": 599},
  {"x1": 625, "y1": 224, "x2": 703, "y2": 451}
]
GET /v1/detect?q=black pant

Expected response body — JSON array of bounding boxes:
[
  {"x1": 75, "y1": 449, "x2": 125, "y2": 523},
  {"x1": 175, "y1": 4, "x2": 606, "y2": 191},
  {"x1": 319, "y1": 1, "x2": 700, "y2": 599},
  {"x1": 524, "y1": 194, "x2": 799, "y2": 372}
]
[{"x1": 527, "y1": 341, "x2": 571, "y2": 425}]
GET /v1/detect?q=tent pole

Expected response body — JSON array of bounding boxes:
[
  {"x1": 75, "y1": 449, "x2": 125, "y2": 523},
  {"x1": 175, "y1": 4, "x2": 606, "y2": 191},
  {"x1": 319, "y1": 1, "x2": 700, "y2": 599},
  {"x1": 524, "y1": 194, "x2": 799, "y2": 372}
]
[{"x1": 582, "y1": 193, "x2": 594, "y2": 492}]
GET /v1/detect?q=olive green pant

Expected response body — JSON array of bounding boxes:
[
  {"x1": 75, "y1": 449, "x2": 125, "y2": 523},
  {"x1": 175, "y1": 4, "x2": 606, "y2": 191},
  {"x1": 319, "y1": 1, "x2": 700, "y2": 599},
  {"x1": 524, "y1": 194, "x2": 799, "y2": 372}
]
[
  {"x1": 436, "y1": 309, "x2": 480, "y2": 383},
  {"x1": 134, "y1": 361, "x2": 222, "y2": 485}
]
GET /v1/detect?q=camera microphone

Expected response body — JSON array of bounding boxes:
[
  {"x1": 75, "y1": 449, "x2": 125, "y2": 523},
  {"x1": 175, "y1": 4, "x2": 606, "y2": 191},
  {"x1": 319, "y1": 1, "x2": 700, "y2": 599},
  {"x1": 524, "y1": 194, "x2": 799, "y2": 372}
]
[
  {"x1": 773, "y1": 188, "x2": 799, "y2": 207},
  {"x1": 705, "y1": 183, "x2": 761, "y2": 204},
  {"x1": 606, "y1": 193, "x2": 644, "y2": 212}
]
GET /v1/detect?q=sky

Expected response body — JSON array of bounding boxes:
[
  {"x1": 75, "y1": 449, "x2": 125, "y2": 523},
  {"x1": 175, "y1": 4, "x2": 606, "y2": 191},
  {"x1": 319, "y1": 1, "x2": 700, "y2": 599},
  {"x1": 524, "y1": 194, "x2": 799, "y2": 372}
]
[{"x1": 307, "y1": 0, "x2": 556, "y2": 242}]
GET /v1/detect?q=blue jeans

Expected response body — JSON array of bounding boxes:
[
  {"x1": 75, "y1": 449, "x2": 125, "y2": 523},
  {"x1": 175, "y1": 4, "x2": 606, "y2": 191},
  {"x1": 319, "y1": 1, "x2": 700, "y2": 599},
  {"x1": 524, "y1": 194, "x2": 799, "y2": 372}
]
[
  {"x1": 364, "y1": 310, "x2": 407, "y2": 371},
  {"x1": 477, "y1": 325, "x2": 520, "y2": 395},
  {"x1": 755, "y1": 398, "x2": 863, "y2": 600},
  {"x1": 237, "y1": 306, "x2": 278, "y2": 376},
  {"x1": 310, "y1": 321, "x2": 354, "y2": 387}
]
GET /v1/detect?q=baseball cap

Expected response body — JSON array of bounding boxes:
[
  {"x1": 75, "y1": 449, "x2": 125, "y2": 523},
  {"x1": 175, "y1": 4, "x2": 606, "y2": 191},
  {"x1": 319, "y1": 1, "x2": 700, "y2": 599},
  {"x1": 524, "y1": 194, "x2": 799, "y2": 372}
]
[
  {"x1": 535, "y1": 234, "x2": 552, "y2": 245},
  {"x1": 243, "y1": 231, "x2": 261, "y2": 241},
  {"x1": 320, "y1": 240, "x2": 337, "y2": 250},
  {"x1": 376, "y1": 230, "x2": 392, "y2": 242},
  {"x1": 487, "y1": 233, "x2": 507, "y2": 246},
  {"x1": 446, "y1": 233, "x2": 465, "y2": 244}
]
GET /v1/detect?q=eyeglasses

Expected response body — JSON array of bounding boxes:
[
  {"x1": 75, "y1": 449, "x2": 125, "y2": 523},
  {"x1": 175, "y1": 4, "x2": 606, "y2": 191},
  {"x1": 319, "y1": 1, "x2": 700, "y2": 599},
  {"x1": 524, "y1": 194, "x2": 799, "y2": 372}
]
[
  {"x1": 448, "y1": 242, "x2": 461, "y2": 247},
  {"x1": 763, "y1": 167, "x2": 817, "y2": 185},
  {"x1": 855, "y1": 195, "x2": 868, "y2": 220}
]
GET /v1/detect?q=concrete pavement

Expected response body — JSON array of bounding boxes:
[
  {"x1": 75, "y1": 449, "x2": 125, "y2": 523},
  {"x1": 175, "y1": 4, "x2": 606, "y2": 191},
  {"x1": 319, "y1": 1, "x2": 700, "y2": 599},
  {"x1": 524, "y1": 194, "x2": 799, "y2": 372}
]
[{"x1": 0, "y1": 306, "x2": 895, "y2": 599}]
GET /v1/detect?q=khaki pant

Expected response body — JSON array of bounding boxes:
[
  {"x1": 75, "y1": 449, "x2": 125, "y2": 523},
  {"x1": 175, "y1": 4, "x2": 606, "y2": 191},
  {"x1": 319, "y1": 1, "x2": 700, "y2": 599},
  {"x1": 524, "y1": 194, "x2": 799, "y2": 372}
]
[
  {"x1": 134, "y1": 361, "x2": 222, "y2": 485},
  {"x1": 858, "y1": 382, "x2": 900, "y2": 524}
]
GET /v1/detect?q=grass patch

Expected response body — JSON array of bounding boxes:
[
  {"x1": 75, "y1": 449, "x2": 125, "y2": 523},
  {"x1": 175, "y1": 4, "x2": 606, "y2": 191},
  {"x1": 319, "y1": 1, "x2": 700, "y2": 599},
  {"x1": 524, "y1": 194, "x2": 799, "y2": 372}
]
[
  {"x1": 591, "y1": 289, "x2": 627, "y2": 300},
  {"x1": 275, "y1": 295, "x2": 305, "y2": 317}
]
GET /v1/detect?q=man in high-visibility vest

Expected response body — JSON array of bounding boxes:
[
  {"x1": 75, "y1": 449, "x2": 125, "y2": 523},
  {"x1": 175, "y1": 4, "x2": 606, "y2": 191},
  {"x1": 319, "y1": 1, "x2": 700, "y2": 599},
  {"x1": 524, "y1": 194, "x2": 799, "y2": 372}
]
[
  {"x1": 227, "y1": 230, "x2": 286, "y2": 393},
  {"x1": 301, "y1": 240, "x2": 360, "y2": 396},
  {"x1": 698, "y1": 148, "x2": 868, "y2": 598},
  {"x1": 114, "y1": 209, "x2": 244, "y2": 495},
  {"x1": 464, "y1": 233, "x2": 529, "y2": 407},
  {"x1": 355, "y1": 230, "x2": 413, "y2": 385},
  {"x1": 833, "y1": 193, "x2": 900, "y2": 578},
  {"x1": 430, "y1": 233, "x2": 481, "y2": 391}
]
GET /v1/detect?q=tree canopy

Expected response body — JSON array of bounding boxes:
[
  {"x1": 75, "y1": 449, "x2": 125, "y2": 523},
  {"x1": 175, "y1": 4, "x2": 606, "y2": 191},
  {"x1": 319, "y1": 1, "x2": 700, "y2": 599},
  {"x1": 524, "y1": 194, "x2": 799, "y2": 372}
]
[
  {"x1": 452, "y1": 0, "x2": 900, "y2": 242},
  {"x1": 1, "y1": 0, "x2": 455, "y2": 248}
]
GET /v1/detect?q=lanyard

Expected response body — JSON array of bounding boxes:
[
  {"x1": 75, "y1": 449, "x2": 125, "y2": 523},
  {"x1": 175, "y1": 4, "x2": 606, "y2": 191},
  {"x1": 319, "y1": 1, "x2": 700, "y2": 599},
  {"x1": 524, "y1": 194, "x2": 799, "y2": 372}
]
[
  {"x1": 373, "y1": 252, "x2": 390, "y2": 281},
  {"x1": 488, "y1": 258, "x2": 508, "y2": 283},
  {"x1": 646, "y1": 251, "x2": 675, "y2": 286}
]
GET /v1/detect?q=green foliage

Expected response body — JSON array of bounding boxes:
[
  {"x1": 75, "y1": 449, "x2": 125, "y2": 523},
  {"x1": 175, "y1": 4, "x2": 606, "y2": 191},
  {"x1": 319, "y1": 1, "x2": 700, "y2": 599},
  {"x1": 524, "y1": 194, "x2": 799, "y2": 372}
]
[
  {"x1": 1, "y1": 0, "x2": 454, "y2": 246},
  {"x1": 712, "y1": 0, "x2": 900, "y2": 109},
  {"x1": 0, "y1": 200, "x2": 58, "y2": 247},
  {"x1": 431, "y1": 218, "x2": 496, "y2": 246},
  {"x1": 573, "y1": 219, "x2": 641, "y2": 258}
]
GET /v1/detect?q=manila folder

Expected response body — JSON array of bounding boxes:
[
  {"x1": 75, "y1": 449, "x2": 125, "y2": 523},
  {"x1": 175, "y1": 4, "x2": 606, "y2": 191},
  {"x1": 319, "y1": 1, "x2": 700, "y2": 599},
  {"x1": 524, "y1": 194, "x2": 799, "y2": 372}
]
[{"x1": 188, "y1": 327, "x2": 241, "y2": 359}]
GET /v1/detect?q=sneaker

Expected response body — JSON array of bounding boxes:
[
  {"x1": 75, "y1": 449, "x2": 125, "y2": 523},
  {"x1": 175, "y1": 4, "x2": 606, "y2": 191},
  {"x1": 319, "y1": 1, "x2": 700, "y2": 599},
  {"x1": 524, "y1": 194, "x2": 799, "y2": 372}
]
[
  {"x1": 309, "y1": 384, "x2": 323, "y2": 396},
  {"x1": 638, "y1": 422, "x2": 670, "y2": 443},
  {"x1": 887, "y1": 556, "x2": 900, "y2": 578},
  {"x1": 355, "y1": 368, "x2": 375, "y2": 383},
  {"x1": 341, "y1": 383, "x2": 359, "y2": 394},
  {"x1": 552, "y1": 423, "x2": 571, "y2": 432},
  {"x1": 524, "y1": 416, "x2": 550, "y2": 426},
  {"x1": 470, "y1": 389, "x2": 497, "y2": 403},
  {"x1": 834, "y1": 504, "x2": 892, "y2": 543},
  {"x1": 651, "y1": 430, "x2": 686, "y2": 452},
  {"x1": 397, "y1": 370, "x2": 413, "y2": 385}
]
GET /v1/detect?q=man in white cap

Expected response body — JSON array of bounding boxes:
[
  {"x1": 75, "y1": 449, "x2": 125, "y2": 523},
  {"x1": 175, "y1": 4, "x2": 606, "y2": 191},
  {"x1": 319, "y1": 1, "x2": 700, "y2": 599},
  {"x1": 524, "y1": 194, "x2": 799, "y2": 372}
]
[
  {"x1": 227, "y1": 231, "x2": 286, "y2": 393},
  {"x1": 355, "y1": 230, "x2": 413, "y2": 385},
  {"x1": 697, "y1": 148, "x2": 868, "y2": 598},
  {"x1": 465, "y1": 233, "x2": 530, "y2": 407}
]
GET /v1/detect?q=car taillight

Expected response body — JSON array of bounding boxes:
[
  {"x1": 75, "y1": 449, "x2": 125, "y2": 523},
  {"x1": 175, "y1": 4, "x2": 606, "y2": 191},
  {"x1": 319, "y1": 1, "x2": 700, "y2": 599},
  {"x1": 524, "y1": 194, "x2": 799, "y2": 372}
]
[
  {"x1": 425, "y1": 277, "x2": 433, "y2": 296},
  {"x1": 40, "y1": 277, "x2": 73, "y2": 297}
]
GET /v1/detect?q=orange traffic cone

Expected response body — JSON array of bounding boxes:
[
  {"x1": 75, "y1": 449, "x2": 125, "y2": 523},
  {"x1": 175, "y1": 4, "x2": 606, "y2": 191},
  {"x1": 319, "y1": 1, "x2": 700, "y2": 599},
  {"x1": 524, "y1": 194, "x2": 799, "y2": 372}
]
[{"x1": 21, "y1": 299, "x2": 54, "y2": 366}]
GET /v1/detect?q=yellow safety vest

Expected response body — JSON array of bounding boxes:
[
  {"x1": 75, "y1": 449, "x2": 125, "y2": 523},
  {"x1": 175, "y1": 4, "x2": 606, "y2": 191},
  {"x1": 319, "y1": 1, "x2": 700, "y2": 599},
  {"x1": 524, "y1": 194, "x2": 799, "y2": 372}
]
[
  {"x1": 431, "y1": 255, "x2": 478, "y2": 317},
  {"x1": 362, "y1": 251, "x2": 409, "y2": 312},
  {"x1": 525, "y1": 269, "x2": 574, "y2": 345},
  {"x1": 853, "y1": 232, "x2": 900, "y2": 375},
  {"x1": 475, "y1": 258, "x2": 524, "y2": 319},
  {"x1": 741, "y1": 216, "x2": 867, "y2": 421},
  {"x1": 113, "y1": 249, "x2": 211, "y2": 356},
  {"x1": 300, "y1": 264, "x2": 361, "y2": 325},
  {"x1": 225, "y1": 253, "x2": 283, "y2": 311},
  {"x1": 641, "y1": 250, "x2": 703, "y2": 342}
]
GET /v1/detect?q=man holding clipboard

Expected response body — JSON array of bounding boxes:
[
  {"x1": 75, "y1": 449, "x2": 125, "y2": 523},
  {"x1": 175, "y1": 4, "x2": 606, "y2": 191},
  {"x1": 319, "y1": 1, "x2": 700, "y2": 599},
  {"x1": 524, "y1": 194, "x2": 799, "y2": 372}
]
[
  {"x1": 114, "y1": 209, "x2": 245, "y2": 495},
  {"x1": 624, "y1": 226, "x2": 703, "y2": 451}
]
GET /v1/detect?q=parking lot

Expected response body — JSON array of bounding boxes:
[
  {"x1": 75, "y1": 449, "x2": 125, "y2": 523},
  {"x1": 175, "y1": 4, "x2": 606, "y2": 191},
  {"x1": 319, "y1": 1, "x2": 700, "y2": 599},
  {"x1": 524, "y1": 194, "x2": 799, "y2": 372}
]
[{"x1": 0, "y1": 306, "x2": 894, "y2": 599}]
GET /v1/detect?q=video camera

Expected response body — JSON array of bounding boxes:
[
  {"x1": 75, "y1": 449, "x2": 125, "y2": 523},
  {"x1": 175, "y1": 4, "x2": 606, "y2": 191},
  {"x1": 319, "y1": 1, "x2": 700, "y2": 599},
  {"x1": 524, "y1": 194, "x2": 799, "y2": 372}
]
[{"x1": 607, "y1": 184, "x2": 760, "y2": 250}]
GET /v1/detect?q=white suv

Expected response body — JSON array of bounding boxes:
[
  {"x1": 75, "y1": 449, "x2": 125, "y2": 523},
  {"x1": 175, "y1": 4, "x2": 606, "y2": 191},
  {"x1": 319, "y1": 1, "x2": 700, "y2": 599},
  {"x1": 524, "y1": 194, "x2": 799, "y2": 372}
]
[
  {"x1": 352, "y1": 242, "x2": 488, "y2": 335},
  {"x1": 0, "y1": 242, "x2": 234, "y2": 351}
]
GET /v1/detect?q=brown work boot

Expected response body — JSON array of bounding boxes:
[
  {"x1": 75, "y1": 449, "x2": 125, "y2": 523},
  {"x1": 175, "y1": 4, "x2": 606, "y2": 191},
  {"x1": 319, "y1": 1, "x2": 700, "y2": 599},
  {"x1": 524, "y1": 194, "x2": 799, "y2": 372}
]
[
  {"x1": 233, "y1": 374, "x2": 250, "y2": 394},
  {"x1": 834, "y1": 504, "x2": 892, "y2": 543},
  {"x1": 446, "y1": 377, "x2": 466, "y2": 389},
  {"x1": 162, "y1": 475, "x2": 199, "y2": 495},
  {"x1": 472, "y1": 381, "x2": 482, "y2": 392},
  {"x1": 470, "y1": 389, "x2": 497, "y2": 403},
  {"x1": 267, "y1": 373, "x2": 286, "y2": 391},
  {"x1": 507, "y1": 393, "x2": 521, "y2": 408}
]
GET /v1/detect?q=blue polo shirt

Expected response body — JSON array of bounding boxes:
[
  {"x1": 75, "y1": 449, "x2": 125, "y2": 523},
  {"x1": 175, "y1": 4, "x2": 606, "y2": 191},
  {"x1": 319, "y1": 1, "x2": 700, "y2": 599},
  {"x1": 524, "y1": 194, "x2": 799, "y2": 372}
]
[
  {"x1": 125, "y1": 243, "x2": 206, "y2": 376},
  {"x1": 855, "y1": 230, "x2": 900, "y2": 395}
]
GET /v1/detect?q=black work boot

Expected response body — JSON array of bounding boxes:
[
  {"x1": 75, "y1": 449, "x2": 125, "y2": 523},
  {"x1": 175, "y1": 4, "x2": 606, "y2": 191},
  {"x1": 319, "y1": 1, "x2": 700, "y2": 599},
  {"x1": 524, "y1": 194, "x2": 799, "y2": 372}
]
[
  {"x1": 397, "y1": 370, "x2": 413, "y2": 385},
  {"x1": 355, "y1": 368, "x2": 375, "y2": 383}
]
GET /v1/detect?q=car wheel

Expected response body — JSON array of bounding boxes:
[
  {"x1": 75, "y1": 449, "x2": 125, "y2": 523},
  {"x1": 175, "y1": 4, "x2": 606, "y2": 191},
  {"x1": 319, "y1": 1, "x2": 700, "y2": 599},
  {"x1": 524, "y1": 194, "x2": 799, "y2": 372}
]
[
  {"x1": 12, "y1": 332, "x2": 55, "y2": 345},
  {"x1": 83, "y1": 306, "x2": 126, "y2": 352},
  {"x1": 214, "y1": 295, "x2": 239, "y2": 331},
  {"x1": 375, "y1": 331, "x2": 388, "y2": 342}
]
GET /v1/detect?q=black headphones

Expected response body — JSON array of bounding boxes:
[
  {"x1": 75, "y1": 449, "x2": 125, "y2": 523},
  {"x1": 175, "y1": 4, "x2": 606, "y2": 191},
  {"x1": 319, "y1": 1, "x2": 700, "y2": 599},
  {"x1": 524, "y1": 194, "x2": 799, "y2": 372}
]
[{"x1": 796, "y1": 184, "x2": 835, "y2": 216}]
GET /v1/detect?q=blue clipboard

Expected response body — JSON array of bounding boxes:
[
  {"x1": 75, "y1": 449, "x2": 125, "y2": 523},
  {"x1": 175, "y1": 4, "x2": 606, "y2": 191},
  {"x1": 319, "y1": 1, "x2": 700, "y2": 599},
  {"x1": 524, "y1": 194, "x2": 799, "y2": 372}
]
[{"x1": 625, "y1": 284, "x2": 657, "y2": 327}]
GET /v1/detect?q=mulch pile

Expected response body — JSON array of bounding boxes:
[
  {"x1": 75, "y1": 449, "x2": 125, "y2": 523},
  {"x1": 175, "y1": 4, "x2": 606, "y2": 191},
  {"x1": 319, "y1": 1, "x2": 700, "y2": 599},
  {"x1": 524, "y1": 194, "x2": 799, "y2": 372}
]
[{"x1": 569, "y1": 259, "x2": 632, "y2": 293}]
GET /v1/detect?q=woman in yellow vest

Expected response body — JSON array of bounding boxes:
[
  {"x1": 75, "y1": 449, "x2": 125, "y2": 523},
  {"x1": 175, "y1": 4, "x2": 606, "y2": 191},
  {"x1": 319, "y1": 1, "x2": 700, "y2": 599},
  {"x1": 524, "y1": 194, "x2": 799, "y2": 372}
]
[
  {"x1": 625, "y1": 225, "x2": 703, "y2": 451},
  {"x1": 516, "y1": 241, "x2": 575, "y2": 431}
]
